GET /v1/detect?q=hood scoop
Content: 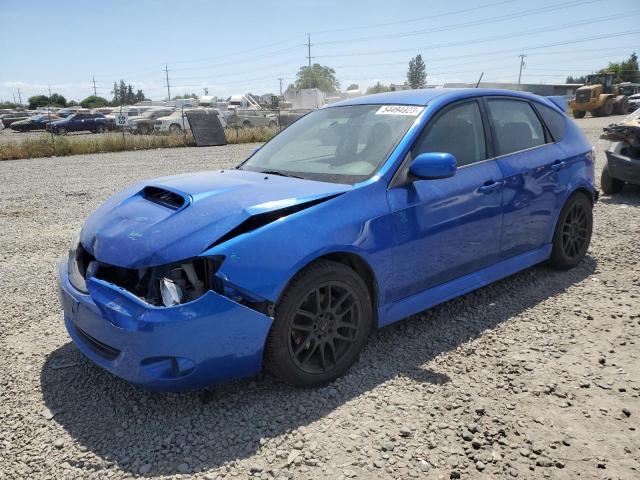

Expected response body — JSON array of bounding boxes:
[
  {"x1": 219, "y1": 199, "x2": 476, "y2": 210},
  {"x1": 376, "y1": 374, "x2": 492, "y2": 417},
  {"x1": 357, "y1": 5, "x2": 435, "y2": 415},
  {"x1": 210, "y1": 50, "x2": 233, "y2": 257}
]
[{"x1": 142, "y1": 186, "x2": 189, "y2": 210}]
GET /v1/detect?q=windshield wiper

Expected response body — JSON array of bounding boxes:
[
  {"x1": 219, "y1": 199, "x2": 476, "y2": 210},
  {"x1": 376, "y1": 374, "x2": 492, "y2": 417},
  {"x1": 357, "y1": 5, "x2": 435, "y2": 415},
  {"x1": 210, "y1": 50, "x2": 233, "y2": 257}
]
[{"x1": 257, "y1": 170, "x2": 304, "y2": 179}]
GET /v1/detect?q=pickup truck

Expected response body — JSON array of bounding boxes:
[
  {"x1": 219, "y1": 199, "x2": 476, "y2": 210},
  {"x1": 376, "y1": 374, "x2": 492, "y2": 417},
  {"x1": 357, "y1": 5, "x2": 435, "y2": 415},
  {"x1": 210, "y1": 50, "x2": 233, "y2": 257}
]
[{"x1": 47, "y1": 113, "x2": 108, "y2": 135}]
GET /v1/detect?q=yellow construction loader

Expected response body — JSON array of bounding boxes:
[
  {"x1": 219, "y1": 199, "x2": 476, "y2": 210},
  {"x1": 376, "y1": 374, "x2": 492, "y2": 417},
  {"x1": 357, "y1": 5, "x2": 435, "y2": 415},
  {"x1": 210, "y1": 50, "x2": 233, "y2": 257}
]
[{"x1": 568, "y1": 73, "x2": 629, "y2": 119}]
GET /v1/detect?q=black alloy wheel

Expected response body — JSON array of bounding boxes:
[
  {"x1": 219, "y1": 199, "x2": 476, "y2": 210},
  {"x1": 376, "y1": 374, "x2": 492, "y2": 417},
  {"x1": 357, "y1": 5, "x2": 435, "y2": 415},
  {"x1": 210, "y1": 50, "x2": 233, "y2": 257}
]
[
  {"x1": 561, "y1": 203, "x2": 589, "y2": 259},
  {"x1": 265, "y1": 260, "x2": 372, "y2": 387},
  {"x1": 550, "y1": 193, "x2": 592, "y2": 269},
  {"x1": 289, "y1": 281, "x2": 360, "y2": 375}
]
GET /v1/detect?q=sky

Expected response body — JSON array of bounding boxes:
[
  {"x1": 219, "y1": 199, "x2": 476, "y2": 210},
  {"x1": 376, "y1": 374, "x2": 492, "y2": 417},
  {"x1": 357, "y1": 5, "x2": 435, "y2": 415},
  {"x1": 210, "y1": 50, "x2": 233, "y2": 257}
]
[{"x1": 1, "y1": 0, "x2": 639, "y2": 103}]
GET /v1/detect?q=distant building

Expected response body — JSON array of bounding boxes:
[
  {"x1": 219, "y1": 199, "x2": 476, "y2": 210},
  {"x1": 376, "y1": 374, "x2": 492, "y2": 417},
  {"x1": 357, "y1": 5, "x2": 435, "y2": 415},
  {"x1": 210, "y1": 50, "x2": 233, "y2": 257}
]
[{"x1": 443, "y1": 82, "x2": 582, "y2": 97}]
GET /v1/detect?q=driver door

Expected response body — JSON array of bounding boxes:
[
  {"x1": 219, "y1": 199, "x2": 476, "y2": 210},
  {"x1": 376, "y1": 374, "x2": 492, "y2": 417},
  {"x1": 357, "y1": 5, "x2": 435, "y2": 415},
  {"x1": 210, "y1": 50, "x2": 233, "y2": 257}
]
[{"x1": 386, "y1": 99, "x2": 504, "y2": 302}]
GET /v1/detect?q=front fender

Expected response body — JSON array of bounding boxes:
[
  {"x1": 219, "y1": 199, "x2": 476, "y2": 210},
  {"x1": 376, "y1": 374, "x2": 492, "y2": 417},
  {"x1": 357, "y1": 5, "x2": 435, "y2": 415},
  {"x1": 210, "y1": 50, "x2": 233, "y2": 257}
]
[{"x1": 201, "y1": 182, "x2": 395, "y2": 305}]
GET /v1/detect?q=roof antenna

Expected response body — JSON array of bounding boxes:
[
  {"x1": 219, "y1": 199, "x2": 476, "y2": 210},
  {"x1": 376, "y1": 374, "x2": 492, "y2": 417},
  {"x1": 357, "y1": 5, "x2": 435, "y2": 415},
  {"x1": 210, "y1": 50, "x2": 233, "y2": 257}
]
[{"x1": 475, "y1": 72, "x2": 484, "y2": 88}]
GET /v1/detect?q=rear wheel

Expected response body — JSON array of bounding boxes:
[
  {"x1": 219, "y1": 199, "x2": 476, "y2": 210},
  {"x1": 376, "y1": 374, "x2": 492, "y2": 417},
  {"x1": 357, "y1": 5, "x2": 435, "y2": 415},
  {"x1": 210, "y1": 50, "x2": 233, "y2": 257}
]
[
  {"x1": 265, "y1": 260, "x2": 373, "y2": 387},
  {"x1": 268, "y1": 120, "x2": 277, "y2": 128},
  {"x1": 600, "y1": 164, "x2": 624, "y2": 194},
  {"x1": 572, "y1": 110, "x2": 586, "y2": 119},
  {"x1": 242, "y1": 120, "x2": 251, "y2": 128},
  {"x1": 94, "y1": 124, "x2": 105, "y2": 134},
  {"x1": 169, "y1": 123, "x2": 182, "y2": 133},
  {"x1": 549, "y1": 193, "x2": 592, "y2": 270}
]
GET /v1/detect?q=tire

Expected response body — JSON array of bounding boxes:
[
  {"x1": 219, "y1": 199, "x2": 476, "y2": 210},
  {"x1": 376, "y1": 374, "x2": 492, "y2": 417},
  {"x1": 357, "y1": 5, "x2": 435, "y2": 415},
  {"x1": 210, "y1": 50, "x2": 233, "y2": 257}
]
[
  {"x1": 600, "y1": 164, "x2": 624, "y2": 194},
  {"x1": 613, "y1": 98, "x2": 628, "y2": 115},
  {"x1": 169, "y1": 123, "x2": 182, "y2": 133},
  {"x1": 572, "y1": 110, "x2": 586, "y2": 119},
  {"x1": 94, "y1": 124, "x2": 105, "y2": 134},
  {"x1": 242, "y1": 120, "x2": 251, "y2": 128},
  {"x1": 268, "y1": 120, "x2": 277, "y2": 128},
  {"x1": 602, "y1": 98, "x2": 614, "y2": 116},
  {"x1": 264, "y1": 260, "x2": 373, "y2": 387},
  {"x1": 56, "y1": 127, "x2": 66, "y2": 135},
  {"x1": 549, "y1": 192, "x2": 593, "y2": 270}
]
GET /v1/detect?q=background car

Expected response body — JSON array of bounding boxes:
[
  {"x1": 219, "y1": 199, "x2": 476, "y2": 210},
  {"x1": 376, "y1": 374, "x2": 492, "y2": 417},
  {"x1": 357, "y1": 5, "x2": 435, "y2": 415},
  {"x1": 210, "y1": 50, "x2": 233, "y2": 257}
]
[
  {"x1": 226, "y1": 109, "x2": 278, "y2": 128},
  {"x1": 47, "y1": 113, "x2": 107, "y2": 135},
  {"x1": 58, "y1": 89, "x2": 596, "y2": 391},
  {"x1": 0, "y1": 113, "x2": 30, "y2": 127},
  {"x1": 153, "y1": 108, "x2": 227, "y2": 133},
  {"x1": 627, "y1": 93, "x2": 640, "y2": 112},
  {"x1": 128, "y1": 108, "x2": 174, "y2": 134},
  {"x1": 600, "y1": 109, "x2": 640, "y2": 194},
  {"x1": 9, "y1": 114, "x2": 62, "y2": 132}
]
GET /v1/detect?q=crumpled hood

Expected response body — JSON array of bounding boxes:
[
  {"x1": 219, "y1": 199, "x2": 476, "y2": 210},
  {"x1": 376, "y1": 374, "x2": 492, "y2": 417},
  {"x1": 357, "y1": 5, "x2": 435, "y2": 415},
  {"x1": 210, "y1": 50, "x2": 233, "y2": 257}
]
[{"x1": 80, "y1": 169, "x2": 350, "y2": 268}]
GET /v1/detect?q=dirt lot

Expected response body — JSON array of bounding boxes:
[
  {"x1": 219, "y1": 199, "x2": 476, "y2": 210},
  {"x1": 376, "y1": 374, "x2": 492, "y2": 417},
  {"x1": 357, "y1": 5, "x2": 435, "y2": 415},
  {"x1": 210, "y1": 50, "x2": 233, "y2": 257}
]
[{"x1": 0, "y1": 115, "x2": 638, "y2": 480}]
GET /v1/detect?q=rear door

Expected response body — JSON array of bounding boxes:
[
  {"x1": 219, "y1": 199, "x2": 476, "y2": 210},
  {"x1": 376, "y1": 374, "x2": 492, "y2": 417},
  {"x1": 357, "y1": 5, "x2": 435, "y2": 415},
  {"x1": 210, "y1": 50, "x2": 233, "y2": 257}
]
[
  {"x1": 485, "y1": 97, "x2": 568, "y2": 259},
  {"x1": 387, "y1": 99, "x2": 504, "y2": 301}
]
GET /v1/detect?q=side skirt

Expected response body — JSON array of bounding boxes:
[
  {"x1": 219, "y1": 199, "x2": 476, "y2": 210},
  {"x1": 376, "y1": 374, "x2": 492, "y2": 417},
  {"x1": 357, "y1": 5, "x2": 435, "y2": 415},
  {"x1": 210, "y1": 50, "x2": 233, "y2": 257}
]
[{"x1": 378, "y1": 244, "x2": 552, "y2": 327}]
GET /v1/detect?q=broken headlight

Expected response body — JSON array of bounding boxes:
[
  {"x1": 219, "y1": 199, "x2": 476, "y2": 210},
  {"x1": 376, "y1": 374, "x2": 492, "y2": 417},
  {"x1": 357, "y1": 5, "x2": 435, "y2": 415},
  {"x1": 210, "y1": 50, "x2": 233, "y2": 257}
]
[{"x1": 68, "y1": 234, "x2": 89, "y2": 293}]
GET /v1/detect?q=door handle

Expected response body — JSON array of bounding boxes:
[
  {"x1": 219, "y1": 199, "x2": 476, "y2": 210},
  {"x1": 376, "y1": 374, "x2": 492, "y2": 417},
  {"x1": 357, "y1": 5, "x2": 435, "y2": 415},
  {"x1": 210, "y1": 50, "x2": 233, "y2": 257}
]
[
  {"x1": 479, "y1": 180, "x2": 503, "y2": 194},
  {"x1": 551, "y1": 160, "x2": 566, "y2": 172}
]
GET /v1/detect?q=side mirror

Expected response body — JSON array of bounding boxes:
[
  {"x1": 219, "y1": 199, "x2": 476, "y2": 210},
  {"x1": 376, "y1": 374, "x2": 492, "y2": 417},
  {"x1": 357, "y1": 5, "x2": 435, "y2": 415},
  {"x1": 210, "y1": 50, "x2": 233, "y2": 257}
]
[{"x1": 409, "y1": 152, "x2": 457, "y2": 180}]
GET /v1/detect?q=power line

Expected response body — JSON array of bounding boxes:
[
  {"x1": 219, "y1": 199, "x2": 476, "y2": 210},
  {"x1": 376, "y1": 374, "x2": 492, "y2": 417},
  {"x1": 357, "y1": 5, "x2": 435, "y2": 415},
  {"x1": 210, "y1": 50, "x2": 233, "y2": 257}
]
[
  {"x1": 314, "y1": 0, "x2": 598, "y2": 47},
  {"x1": 311, "y1": 0, "x2": 517, "y2": 35},
  {"x1": 315, "y1": 12, "x2": 640, "y2": 58}
]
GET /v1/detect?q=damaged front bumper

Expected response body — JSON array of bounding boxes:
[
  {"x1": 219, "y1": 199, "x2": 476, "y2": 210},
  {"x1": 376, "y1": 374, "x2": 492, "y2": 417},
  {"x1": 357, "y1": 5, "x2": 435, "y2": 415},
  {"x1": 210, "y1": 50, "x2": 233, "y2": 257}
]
[{"x1": 58, "y1": 260, "x2": 273, "y2": 391}]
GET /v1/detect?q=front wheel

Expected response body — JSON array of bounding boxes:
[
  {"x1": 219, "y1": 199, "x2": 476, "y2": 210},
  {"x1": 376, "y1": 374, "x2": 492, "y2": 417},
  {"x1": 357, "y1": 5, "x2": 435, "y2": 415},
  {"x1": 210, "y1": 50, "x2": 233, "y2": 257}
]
[
  {"x1": 549, "y1": 192, "x2": 593, "y2": 270},
  {"x1": 94, "y1": 124, "x2": 105, "y2": 134},
  {"x1": 600, "y1": 164, "x2": 624, "y2": 194},
  {"x1": 265, "y1": 260, "x2": 373, "y2": 387}
]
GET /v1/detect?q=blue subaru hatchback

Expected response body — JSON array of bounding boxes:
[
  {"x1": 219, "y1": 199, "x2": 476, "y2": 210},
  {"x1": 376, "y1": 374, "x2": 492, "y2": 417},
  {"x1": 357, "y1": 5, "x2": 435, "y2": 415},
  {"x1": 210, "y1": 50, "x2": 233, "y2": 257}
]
[{"x1": 58, "y1": 89, "x2": 595, "y2": 390}]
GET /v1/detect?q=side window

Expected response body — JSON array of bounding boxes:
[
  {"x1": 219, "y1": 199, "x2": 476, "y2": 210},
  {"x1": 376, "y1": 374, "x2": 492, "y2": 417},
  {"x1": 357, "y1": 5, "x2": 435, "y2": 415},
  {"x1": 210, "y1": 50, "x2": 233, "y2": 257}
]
[
  {"x1": 486, "y1": 99, "x2": 545, "y2": 156},
  {"x1": 534, "y1": 103, "x2": 566, "y2": 142},
  {"x1": 412, "y1": 101, "x2": 486, "y2": 167}
]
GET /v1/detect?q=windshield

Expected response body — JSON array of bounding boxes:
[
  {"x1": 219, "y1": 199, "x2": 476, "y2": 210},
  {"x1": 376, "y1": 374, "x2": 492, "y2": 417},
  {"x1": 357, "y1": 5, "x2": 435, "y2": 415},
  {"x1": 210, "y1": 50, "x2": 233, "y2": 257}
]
[{"x1": 241, "y1": 104, "x2": 422, "y2": 184}]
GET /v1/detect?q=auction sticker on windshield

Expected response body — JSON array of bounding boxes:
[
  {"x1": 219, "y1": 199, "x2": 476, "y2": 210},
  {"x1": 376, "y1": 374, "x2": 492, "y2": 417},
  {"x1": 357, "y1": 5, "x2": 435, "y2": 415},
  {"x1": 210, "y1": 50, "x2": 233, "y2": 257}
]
[{"x1": 376, "y1": 105, "x2": 424, "y2": 116}]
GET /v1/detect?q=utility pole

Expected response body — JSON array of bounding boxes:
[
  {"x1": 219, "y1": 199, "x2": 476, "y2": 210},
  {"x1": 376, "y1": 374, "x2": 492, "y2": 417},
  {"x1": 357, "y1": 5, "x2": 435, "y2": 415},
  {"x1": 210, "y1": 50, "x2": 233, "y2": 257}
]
[
  {"x1": 164, "y1": 64, "x2": 171, "y2": 100},
  {"x1": 12, "y1": 93, "x2": 17, "y2": 104},
  {"x1": 518, "y1": 54, "x2": 527, "y2": 84},
  {"x1": 306, "y1": 34, "x2": 313, "y2": 68},
  {"x1": 92, "y1": 76, "x2": 97, "y2": 96},
  {"x1": 278, "y1": 77, "x2": 284, "y2": 95},
  {"x1": 17, "y1": 88, "x2": 22, "y2": 106}
]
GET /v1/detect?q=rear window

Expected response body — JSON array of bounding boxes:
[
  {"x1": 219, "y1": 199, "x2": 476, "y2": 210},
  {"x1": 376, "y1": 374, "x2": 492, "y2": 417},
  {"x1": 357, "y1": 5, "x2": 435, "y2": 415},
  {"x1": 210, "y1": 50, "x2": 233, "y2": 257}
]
[
  {"x1": 486, "y1": 99, "x2": 545, "y2": 156},
  {"x1": 535, "y1": 103, "x2": 566, "y2": 142}
]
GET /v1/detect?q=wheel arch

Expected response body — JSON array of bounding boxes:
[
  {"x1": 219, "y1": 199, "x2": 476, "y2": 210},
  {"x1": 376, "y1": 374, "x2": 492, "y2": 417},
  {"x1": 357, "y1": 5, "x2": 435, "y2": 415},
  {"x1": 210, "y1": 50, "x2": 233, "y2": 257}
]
[{"x1": 276, "y1": 250, "x2": 380, "y2": 327}]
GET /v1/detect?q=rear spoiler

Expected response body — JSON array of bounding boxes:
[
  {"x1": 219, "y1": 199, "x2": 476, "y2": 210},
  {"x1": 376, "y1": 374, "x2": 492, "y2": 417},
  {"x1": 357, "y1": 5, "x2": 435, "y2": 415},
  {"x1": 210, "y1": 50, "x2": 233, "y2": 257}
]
[{"x1": 547, "y1": 96, "x2": 568, "y2": 112}]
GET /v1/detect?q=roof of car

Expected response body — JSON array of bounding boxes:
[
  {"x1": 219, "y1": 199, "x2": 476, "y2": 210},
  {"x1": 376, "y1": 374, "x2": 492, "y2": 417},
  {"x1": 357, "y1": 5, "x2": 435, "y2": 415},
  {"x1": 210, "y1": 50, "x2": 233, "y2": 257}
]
[{"x1": 328, "y1": 88, "x2": 547, "y2": 107}]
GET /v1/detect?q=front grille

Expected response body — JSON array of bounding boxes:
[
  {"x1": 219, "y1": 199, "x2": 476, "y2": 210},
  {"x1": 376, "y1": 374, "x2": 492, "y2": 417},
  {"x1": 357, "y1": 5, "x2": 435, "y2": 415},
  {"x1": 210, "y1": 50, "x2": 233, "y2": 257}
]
[
  {"x1": 75, "y1": 326, "x2": 120, "y2": 361},
  {"x1": 575, "y1": 89, "x2": 591, "y2": 103}
]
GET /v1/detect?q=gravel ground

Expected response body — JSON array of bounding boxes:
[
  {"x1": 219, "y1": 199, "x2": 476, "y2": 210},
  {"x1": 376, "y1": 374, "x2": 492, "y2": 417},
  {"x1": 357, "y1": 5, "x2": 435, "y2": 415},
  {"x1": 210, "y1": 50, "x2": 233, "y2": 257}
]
[{"x1": 0, "y1": 115, "x2": 638, "y2": 480}]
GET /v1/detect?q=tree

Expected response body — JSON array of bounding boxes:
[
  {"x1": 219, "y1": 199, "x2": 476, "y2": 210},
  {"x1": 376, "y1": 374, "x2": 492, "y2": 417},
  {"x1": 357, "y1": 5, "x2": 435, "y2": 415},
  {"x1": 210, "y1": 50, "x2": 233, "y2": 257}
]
[
  {"x1": 49, "y1": 94, "x2": 67, "y2": 107},
  {"x1": 67, "y1": 100, "x2": 79, "y2": 107},
  {"x1": 407, "y1": 54, "x2": 427, "y2": 89},
  {"x1": 27, "y1": 93, "x2": 66, "y2": 109},
  {"x1": 566, "y1": 75, "x2": 587, "y2": 84},
  {"x1": 172, "y1": 93, "x2": 199, "y2": 100},
  {"x1": 366, "y1": 82, "x2": 391, "y2": 94},
  {"x1": 346, "y1": 83, "x2": 359, "y2": 91},
  {"x1": 111, "y1": 80, "x2": 145, "y2": 106},
  {"x1": 599, "y1": 52, "x2": 639, "y2": 84},
  {"x1": 295, "y1": 64, "x2": 340, "y2": 93},
  {"x1": 0, "y1": 101, "x2": 20, "y2": 109},
  {"x1": 80, "y1": 95, "x2": 109, "y2": 108}
]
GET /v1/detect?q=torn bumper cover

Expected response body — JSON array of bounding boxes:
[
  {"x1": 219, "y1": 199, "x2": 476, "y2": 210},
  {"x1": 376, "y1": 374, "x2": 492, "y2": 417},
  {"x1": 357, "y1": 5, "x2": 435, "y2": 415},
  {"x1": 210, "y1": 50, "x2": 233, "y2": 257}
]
[{"x1": 58, "y1": 260, "x2": 272, "y2": 391}]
